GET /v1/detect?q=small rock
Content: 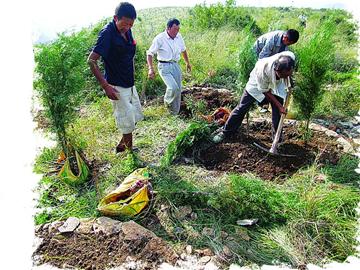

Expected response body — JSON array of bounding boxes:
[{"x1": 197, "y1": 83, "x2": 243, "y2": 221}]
[
  {"x1": 76, "y1": 218, "x2": 95, "y2": 234},
  {"x1": 195, "y1": 248, "x2": 214, "y2": 257},
  {"x1": 186, "y1": 245, "x2": 192, "y2": 255},
  {"x1": 42, "y1": 223, "x2": 49, "y2": 231},
  {"x1": 58, "y1": 217, "x2": 80, "y2": 233},
  {"x1": 180, "y1": 253, "x2": 187, "y2": 260},
  {"x1": 190, "y1": 212, "x2": 198, "y2": 220},
  {"x1": 93, "y1": 217, "x2": 122, "y2": 236},
  {"x1": 336, "y1": 137, "x2": 354, "y2": 153},
  {"x1": 238, "y1": 153, "x2": 243, "y2": 158},
  {"x1": 223, "y1": 245, "x2": 232, "y2": 257},
  {"x1": 309, "y1": 123, "x2": 327, "y2": 132},
  {"x1": 325, "y1": 129, "x2": 339, "y2": 138},
  {"x1": 35, "y1": 224, "x2": 43, "y2": 233},
  {"x1": 121, "y1": 220, "x2": 156, "y2": 240},
  {"x1": 174, "y1": 205, "x2": 192, "y2": 220},
  {"x1": 199, "y1": 256, "x2": 211, "y2": 264},
  {"x1": 204, "y1": 260, "x2": 220, "y2": 270},
  {"x1": 220, "y1": 231, "x2": 228, "y2": 239},
  {"x1": 202, "y1": 227, "x2": 215, "y2": 237},
  {"x1": 48, "y1": 221, "x2": 63, "y2": 235}
]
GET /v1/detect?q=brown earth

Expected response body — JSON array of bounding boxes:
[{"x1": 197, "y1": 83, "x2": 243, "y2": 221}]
[
  {"x1": 33, "y1": 220, "x2": 178, "y2": 270},
  {"x1": 177, "y1": 86, "x2": 342, "y2": 181},
  {"x1": 190, "y1": 120, "x2": 341, "y2": 181},
  {"x1": 180, "y1": 86, "x2": 238, "y2": 117}
]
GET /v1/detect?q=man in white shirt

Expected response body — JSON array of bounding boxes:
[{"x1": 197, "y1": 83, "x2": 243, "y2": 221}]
[
  {"x1": 212, "y1": 51, "x2": 295, "y2": 144},
  {"x1": 146, "y1": 18, "x2": 192, "y2": 115},
  {"x1": 254, "y1": 29, "x2": 299, "y2": 113}
]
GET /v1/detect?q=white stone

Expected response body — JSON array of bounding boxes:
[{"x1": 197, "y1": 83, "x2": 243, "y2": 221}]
[
  {"x1": 93, "y1": 216, "x2": 122, "y2": 236},
  {"x1": 186, "y1": 245, "x2": 193, "y2": 255},
  {"x1": 58, "y1": 217, "x2": 80, "y2": 233},
  {"x1": 325, "y1": 130, "x2": 339, "y2": 137},
  {"x1": 199, "y1": 256, "x2": 211, "y2": 264},
  {"x1": 336, "y1": 137, "x2": 354, "y2": 153}
]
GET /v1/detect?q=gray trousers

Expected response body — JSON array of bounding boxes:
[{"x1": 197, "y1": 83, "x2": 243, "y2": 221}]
[
  {"x1": 223, "y1": 90, "x2": 284, "y2": 138},
  {"x1": 158, "y1": 62, "x2": 182, "y2": 115}
]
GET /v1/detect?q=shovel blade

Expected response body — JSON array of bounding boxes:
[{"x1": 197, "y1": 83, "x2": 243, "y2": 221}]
[{"x1": 253, "y1": 142, "x2": 296, "y2": 157}]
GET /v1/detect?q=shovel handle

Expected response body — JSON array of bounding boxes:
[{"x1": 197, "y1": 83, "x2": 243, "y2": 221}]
[{"x1": 270, "y1": 80, "x2": 292, "y2": 154}]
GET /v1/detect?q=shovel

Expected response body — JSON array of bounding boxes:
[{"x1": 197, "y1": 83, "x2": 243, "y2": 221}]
[{"x1": 254, "y1": 78, "x2": 296, "y2": 157}]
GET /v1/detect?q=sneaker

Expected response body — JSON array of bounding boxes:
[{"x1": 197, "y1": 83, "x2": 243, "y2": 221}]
[{"x1": 212, "y1": 132, "x2": 226, "y2": 144}]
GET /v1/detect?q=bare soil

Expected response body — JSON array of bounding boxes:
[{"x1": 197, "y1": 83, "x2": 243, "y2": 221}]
[
  {"x1": 191, "y1": 120, "x2": 340, "y2": 181},
  {"x1": 180, "y1": 86, "x2": 238, "y2": 117},
  {"x1": 177, "y1": 86, "x2": 342, "y2": 181},
  {"x1": 33, "y1": 222, "x2": 177, "y2": 270}
]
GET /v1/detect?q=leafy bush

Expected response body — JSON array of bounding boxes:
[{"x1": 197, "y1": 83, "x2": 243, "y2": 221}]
[
  {"x1": 34, "y1": 32, "x2": 89, "y2": 155},
  {"x1": 236, "y1": 27, "x2": 257, "y2": 89},
  {"x1": 315, "y1": 76, "x2": 360, "y2": 119},
  {"x1": 189, "y1": 0, "x2": 261, "y2": 35},
  {"x1": 293, "y1": 20, "x2": 336, "y2": 135},
  {"x1": 160, "y1": 121, "x2": 213, "y2": 167}
]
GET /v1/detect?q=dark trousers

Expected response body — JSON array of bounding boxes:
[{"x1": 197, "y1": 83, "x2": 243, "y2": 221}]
[{"x1": 223, "y1": 90, "x2": 284, "y2": 138}]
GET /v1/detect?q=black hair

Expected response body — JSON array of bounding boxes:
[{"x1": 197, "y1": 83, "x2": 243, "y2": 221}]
[
  {"x1": 115, "y1": 2, "x2": 137, "y2": 19},
  {"x1": 286, "y1": 29, "x2": 299, "y2": 43},
  {"x1": 167, "y1": 18, "x2": 180, "y2": 29},
  {"x1": 274, "y1": 55, "x2": 295, "y2": 72}
]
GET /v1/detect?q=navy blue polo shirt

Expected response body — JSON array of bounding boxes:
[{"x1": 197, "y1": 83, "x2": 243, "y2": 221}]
[{"x1": 93, "y1": 20, "x2": 136, "y2": 88}]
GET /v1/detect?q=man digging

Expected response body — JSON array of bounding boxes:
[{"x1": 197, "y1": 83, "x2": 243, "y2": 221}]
[
  {"x1": 212, "y1": 51, "x2": 295, "y2": 144},
  {"x1": 254, "y1": 29, "x2": 299, "y2": 113}
]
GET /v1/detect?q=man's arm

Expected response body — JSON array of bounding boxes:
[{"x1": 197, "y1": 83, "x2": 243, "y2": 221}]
[
  {"x1": 264, "y1": 91, "x2": 286, "y2": 114},
  {"x1": 181, "y1": 50, "x2": 192, "y2": 72},
  {"x1": 258, "y1": 39, "x2": 274, "y2": 59},
  {"x1": 87, "y1": 51, "x2": 118, "y2": 100},
  {"x1": 146, "y1": 54, "x2": 155, "y2": 79}
]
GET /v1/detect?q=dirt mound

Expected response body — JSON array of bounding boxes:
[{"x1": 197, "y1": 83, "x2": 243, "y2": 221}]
[
  {"x1": 180, "y1": 86, "x2": 238, "y2": 117},
  {"x1": 191, "y1": 120, "x2": 341, "y2": 181},
  {"x1": 33, "y1": 219, "x2": 178, "y2": 270}
]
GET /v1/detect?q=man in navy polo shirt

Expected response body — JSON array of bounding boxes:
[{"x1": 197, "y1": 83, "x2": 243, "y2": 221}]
[{"x1": 87, "y1": 2, "x2": 143, "y2": 153}]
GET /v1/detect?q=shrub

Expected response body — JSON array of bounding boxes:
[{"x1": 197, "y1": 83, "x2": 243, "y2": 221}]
[
  {"x1": 189, "y1": 0, "x2": 261, "y2": 35},
  {"x1": 34, "y1": 32, "x2": 89, "y2": 155},
  {"x1": 160, "y1": 121, "x2": 213, "y2": 167},
  {"x1": 236, "y1": 26, "x2": 257, "y2": 89},
  {"x1": 293, "y1": 20, "x2": 336, "y2": 137}
]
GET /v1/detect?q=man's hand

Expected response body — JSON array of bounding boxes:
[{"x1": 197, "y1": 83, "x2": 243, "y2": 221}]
[
  {"x1": 148, "y1": 67, "x2": 155, "y2": 79},
  {"x1": 278, "y1": 104, "x2": 287, "y2": 114},
  {"x1": 186, "y1": 63, "x2": 192, "y2": 73},
  {"x1": 102, "y1": 83, "x2": 119, "y2": 100}
]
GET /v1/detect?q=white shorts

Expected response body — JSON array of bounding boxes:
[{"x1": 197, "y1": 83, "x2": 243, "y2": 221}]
[{"x1": 112, "y1": 85, "x2": 144, "y2": 134}]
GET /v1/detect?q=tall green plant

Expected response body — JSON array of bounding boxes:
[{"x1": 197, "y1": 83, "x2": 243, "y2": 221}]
[
  {"x1": 237, "y1": 27, "x2": 257, "y2": 89},
  {"x1": 293, "y1": 21, "x2": 335, "y2": 137},
  {"x1": 34, "y1": 32, "x2": 88, "y2": 155}
]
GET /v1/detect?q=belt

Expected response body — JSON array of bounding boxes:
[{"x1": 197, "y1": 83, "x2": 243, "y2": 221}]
[{"x1": 159, "y1": 60, "x2": 176, "y2": 63}]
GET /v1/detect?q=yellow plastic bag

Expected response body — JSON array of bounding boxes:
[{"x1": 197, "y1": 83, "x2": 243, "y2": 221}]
[
  {"x1": 58, "y1": 150, "x2": 89, "y2": 186},
  {"x1": 98, "y1": 168, "x2": 152, "y2": 217}
]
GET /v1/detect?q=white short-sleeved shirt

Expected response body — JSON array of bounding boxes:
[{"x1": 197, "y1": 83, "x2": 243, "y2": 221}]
[
  {"x1": 245, "y1": 51, "x2": 295, "y2": 103},
  {"x1": 146, "y1": 30, "x2": 186, "y2": 62}
]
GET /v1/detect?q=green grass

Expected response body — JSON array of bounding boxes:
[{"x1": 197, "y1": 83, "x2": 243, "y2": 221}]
[{"x1": 33, "y1": 4, "x2": 360, "y2": 268}]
